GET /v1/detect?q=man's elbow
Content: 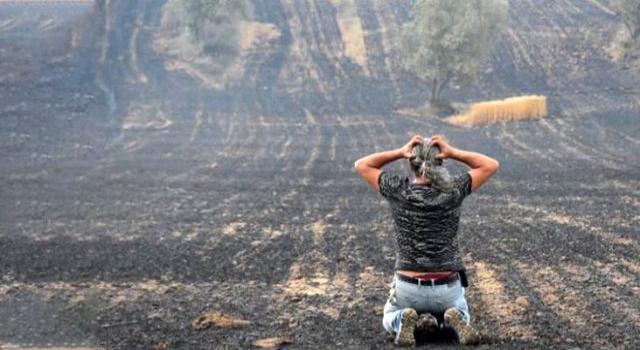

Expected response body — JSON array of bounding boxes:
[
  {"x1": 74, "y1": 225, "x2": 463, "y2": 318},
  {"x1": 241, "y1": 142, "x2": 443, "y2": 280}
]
[
  {"x1": 355, "y1": 159, "x2": 370, "y2": 175},
  {"x1": 354, "y1": 159, "x2": 364, "y2": 174},
  {"x1": 489, "y1": 158, "x2": 500, "y2": 175}
]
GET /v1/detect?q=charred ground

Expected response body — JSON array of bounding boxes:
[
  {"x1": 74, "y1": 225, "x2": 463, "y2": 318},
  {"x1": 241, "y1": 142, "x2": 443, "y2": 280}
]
[{"x1": 0, "y1": 0, "x2": 639, "y2": 349}]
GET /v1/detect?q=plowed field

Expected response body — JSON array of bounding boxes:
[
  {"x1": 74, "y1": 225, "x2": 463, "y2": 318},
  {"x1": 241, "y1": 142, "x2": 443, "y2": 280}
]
[{"x1": 1, "y1": 1, "x2": 639, "y2": 349}]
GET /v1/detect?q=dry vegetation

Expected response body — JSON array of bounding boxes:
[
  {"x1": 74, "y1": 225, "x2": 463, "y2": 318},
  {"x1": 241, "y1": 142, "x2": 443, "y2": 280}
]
[
  {"x1": 154, "y1": 19, "x2": 279, "y2": 89},
  {"x1": 607, "y1": 27, "x2": 640, "y2": 61},
  {"x1": 153, "y1": 0, "x2": 278, "y2": 89},
  {"x1": 329, "y1": 0, "x2": 368, "y2": 71},
  {"x1": 447, "y1": 95, "x2": 547, "y2": 126}
]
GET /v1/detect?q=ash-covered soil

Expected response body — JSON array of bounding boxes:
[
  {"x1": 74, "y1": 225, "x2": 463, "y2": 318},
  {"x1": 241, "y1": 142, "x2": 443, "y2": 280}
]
[{"x1": 1, "y1": 1, "x2": 639, "y2": 349}]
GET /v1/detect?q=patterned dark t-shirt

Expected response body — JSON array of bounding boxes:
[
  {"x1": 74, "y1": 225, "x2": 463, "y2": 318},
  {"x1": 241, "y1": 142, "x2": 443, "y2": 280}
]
[{"x1": 378, "y1": 172, "x2": 472, "y2": 272}]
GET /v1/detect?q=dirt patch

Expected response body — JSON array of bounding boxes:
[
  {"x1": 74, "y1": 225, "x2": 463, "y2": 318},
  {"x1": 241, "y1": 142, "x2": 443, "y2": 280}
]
[
  {"x1": 191, "y1": 311, "x2": 251, "y2": 330},
  {"x1": 123, "y1": 104, "x2": 173, "y2": 130},
  {"x1": 253, "y1": 336, "x2": 293, "y2": 349}
]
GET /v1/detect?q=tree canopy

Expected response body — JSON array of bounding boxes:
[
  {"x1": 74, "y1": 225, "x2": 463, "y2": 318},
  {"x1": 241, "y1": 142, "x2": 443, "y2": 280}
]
[{"x1": 401, "y1": 0, "x2": 508, "y2": 106}]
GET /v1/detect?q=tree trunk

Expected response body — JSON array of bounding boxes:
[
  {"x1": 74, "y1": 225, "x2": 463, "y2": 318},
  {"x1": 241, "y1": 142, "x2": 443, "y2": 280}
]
[
  {"x1": 429, "y1": 72, "x2": 453, "y2": 106},
  {"x1": 430, "y1": 78, "x2": 439, "y2": 103},
  {"x1": 623, "y1": 20, "x2": 637, "y2": 42}
]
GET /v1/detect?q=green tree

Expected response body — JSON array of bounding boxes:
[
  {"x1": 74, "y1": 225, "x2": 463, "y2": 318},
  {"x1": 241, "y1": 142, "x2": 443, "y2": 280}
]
[
  {"x1": 401, "y1": 0, "x2": 508, "y2": 109},
  {"x1": 611, "y1": 0, "x2": 640, "y2": 42}
]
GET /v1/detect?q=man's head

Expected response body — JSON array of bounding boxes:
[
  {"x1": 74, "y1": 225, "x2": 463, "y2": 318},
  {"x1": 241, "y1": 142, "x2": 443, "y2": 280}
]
[{"x1": 409, "y1": 138, "x2": 453, "y2": 192}]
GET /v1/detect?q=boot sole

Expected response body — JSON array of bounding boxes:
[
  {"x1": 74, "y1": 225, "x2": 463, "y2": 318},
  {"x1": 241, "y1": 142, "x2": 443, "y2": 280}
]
[
  {"x1": 444, "y1": 308, "x2": 480, "y2": 345},
  {"x1": 396, "y1": 308, "x2": 418, "y2": 347}
]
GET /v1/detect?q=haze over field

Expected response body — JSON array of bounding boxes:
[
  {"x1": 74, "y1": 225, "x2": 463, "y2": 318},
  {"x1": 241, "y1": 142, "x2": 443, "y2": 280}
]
[{"x1": 0, "y1": 1, "x2": 639, "y2": 349}]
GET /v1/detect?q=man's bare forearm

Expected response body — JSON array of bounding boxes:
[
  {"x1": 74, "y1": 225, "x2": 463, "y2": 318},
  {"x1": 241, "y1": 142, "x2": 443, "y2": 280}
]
[
  {"x1": 429, "y1": 135, "x2": 499, "y2": 192},
  {"x1": 354, "y1": 148, "x2": 404, "y2": 170},
  {"x1": 449, "y1": 148, "x2": 499, "y2": 170}
]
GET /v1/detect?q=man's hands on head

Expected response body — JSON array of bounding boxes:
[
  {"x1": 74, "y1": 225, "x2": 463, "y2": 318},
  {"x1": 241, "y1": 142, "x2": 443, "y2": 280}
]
[
  {"x1": 429, "y1": 134, "x2": 499, "y2": 192},
  {"x1": 355, "y1": 133, "x2": 498, "y2": 192},
  {"x1": 429, "y1": 135, "x2": 456, "y2": 160},
  {"x1": 354, "y1": 135, "x2": 425, "y2": 191},
  {"x1": 401, "y1": 135, "x2": 425, "y2": 159}
]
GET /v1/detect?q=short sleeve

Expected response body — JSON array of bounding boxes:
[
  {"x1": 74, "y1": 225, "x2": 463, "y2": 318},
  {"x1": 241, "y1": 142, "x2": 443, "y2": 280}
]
[
  {"x1": 453, "y1": 173, "x2": 472, "y2": 197},
  {"x1": 378, "y1": 172, "x2": 407, "y2": 199}
]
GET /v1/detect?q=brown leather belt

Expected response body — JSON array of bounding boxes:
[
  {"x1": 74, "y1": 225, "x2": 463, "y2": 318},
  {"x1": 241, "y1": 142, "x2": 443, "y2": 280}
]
[{"x1": 396, "y1": 272, "x2": 460, "y2": 286}]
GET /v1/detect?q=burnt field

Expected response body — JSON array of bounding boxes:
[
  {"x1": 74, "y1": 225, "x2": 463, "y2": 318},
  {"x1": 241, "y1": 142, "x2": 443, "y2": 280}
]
[{"x1": 0, "y1": 0, "x2": 639, "y2": 349}]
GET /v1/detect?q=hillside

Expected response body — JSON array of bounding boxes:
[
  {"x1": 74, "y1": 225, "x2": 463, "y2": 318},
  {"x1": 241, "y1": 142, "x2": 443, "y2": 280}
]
[{"x1": 0, "y1": 0, "x2": 639, "y2": 349}]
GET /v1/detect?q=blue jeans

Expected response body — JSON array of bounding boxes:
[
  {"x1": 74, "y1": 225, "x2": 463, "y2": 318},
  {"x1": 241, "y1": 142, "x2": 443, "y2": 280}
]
[{"x1": 382, "y1": 273, "x2": 471, "y2": 334}]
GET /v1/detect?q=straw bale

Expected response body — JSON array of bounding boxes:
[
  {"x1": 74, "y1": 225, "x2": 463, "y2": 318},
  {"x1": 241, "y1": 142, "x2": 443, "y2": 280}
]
[{"x1": 447, "y1": 95, "x2": 547, "y2": 126}]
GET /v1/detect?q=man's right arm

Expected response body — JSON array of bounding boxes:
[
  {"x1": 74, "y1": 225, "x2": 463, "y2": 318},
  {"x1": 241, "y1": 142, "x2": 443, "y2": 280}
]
[
  {"x1": 449, "y1": 148, "x2": 499, "y2": 192},
  {"x1": 430, "y1": 135, "x2": 499, "y2": 192}
]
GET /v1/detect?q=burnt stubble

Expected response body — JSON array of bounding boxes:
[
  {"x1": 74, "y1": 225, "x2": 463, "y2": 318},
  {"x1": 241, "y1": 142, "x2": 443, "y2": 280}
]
[{"x1": 1, "y1": 1, "x2": 639, "y2": 349}]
